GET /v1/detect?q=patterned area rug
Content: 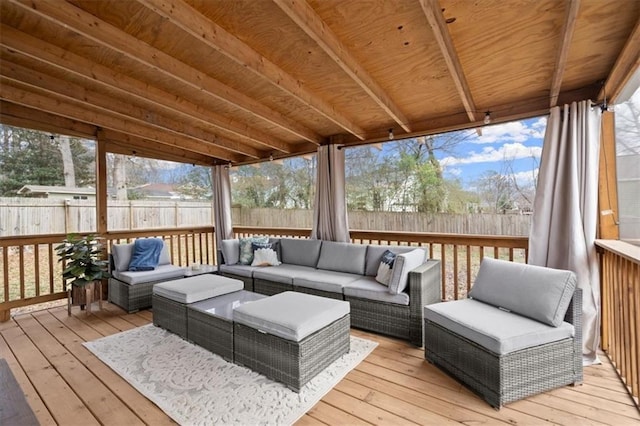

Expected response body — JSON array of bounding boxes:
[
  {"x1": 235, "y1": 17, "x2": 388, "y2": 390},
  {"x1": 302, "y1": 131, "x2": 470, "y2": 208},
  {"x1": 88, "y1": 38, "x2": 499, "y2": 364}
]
[{"x1": 84, "y1": 324, "x2": 377, "y2": 425}]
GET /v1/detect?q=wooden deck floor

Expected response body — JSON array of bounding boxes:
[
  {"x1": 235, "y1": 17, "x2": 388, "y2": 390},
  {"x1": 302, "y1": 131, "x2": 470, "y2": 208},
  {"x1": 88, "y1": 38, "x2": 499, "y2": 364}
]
[{"x1": 1, "y1": 302, "x2": 638, "y2": 426}]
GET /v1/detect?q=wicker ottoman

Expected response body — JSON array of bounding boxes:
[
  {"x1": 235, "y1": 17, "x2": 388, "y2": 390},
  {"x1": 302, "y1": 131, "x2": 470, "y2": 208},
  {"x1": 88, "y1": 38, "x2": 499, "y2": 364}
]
[
  {"x1": 233, "y1": 291, "x2": 351, "y2": 392},
  {"x1": 153, "y1": 274, "x2": 243, "y2": 338},
  {"x1": 187, "y1": 290, "x2": 267, "y2": 361}
]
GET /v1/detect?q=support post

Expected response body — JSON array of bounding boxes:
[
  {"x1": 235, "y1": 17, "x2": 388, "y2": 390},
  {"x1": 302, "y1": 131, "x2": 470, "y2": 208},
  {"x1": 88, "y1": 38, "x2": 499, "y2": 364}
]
[
  {"x1": 96, "y1": 132, "x2": 108, "y2": 299},
  {"x1": 597, "y1": 111, "x2": 620, "y2": 240}
]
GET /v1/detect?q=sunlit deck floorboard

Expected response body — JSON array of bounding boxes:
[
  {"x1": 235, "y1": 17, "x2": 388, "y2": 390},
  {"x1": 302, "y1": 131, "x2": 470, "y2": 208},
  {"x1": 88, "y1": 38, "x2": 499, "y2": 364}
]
[{"x1": 1, "y1": 302, "x2": 638, "y2": 425}]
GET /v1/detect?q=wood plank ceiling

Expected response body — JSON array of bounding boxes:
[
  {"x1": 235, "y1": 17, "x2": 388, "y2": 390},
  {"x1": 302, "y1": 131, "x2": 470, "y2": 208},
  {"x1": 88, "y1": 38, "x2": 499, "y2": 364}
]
[{"x1": 1, "y1": 0, "x2": 639, "y2": 166}]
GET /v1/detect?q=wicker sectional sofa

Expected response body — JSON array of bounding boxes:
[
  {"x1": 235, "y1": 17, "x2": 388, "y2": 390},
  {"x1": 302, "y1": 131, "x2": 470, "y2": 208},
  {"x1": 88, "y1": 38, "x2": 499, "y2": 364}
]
[{"x1": 219, "y1": 237, "x2": 441, "y2": 346}]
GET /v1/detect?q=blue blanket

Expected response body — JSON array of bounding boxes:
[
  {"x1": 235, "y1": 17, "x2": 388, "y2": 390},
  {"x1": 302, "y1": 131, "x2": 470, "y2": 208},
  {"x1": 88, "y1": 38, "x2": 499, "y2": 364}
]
[{"x1": 128, "y1": 238, "x2": 164, "y2": 271}]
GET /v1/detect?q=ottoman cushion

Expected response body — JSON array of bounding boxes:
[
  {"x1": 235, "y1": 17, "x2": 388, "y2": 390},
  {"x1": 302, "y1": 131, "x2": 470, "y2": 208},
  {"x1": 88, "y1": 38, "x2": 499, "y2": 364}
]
[
  {"x1": 233, "y1": 291, "x2": 350, "y2": 341},
  {"x1": 153, "y1": 275, "x2": 243, "y2": 304}
]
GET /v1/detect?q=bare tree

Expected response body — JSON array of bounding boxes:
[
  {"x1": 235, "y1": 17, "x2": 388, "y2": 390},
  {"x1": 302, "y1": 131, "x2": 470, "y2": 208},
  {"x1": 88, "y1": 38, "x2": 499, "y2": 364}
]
[
  {"x1": 58, "y1": 135, "x2": 76, "y2": 187},
  {"x1": 113, "y1": 154, "x2": 128, "y2": 200}
]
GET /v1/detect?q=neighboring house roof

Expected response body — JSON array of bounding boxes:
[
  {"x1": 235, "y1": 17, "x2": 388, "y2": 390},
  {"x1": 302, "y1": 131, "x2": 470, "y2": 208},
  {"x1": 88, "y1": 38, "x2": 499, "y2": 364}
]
[
  {"x1": 133, "y1": 183, "x2": 191, "y2": 199},
  {"x1": 17, "y1": 185, "x2": 95, "y2": 196}
]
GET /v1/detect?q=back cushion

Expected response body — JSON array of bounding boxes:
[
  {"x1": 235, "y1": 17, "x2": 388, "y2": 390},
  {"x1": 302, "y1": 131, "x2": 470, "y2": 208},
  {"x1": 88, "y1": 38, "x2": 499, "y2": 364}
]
[
  {"x1": 158, "y1": 242, "x2": 171, "y2": 265},
  {"x1": 112, "y1": 241, "x2": 170, "y2": 270},
  {"x1": 221, "y1": 239, "x2": 240, "y2": 265},
  {"x1": 469, "y1": 258, "x2": 577, "y2": 327},
  {"x1": 388, "y1": 248, "x2": 427, "y2": 294},
  {"x1": 280, "y1": 238, "x2": 322, "y2": 267},
  {"x1": 269, "y1": 237, "x2": 282, "y2": 260},
  {"x1": 365, "y1": 245, "x2": 420, "y2": 276},
  {"x1": 317, "y1": 241, "x2": 367, "y2": 275},
  {"x1": 111, "y1": 243, "x2": 134, "y2": 272}
]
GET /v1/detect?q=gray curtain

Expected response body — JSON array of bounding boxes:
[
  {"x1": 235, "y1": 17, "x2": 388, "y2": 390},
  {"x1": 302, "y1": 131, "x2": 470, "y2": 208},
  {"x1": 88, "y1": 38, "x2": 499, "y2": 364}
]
[
  {"x1": 213, "y1": 164, "x2": 234, "y2": 264},
  {"x1": 528, "y1": 100, "x2": 601, "y2": 365},
  {"x1": 311, "y1": 144, "x2": 350, "y2": 242}
]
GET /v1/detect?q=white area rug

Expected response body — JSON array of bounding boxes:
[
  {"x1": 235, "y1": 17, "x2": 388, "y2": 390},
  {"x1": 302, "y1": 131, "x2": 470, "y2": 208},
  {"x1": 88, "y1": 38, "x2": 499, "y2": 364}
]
[{"x1": 84, "y1": 324, "x2": 377, "y2": 425}]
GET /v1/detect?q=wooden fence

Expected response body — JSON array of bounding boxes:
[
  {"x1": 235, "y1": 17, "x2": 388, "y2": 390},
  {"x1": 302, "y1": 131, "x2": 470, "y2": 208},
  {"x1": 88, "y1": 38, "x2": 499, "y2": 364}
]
[
  {"x1": 1, "y1": 199, "x2": 531, "y2": 237},
  {"x1": 0, "y1": 198, "x2": 214, "y2": 236},
  {"x1": 230, "y1": 208, "x2": 531, "y2": 235}
]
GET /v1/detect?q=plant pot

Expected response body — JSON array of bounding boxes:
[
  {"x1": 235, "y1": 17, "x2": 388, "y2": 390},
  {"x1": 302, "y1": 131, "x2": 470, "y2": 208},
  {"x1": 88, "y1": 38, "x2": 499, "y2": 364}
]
[{"x1": 67, "y1": 281, "x2": 103, "y2": 315}]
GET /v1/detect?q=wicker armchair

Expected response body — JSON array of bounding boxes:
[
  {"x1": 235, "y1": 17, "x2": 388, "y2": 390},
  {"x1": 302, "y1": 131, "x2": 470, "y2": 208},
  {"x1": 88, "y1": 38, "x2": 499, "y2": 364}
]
[
  {"x1": 424, "y1": 259, "x2": 583, "y2": 408},
  {"x1": 108, "y1": 241, "x2": 186, "y2": 313}
]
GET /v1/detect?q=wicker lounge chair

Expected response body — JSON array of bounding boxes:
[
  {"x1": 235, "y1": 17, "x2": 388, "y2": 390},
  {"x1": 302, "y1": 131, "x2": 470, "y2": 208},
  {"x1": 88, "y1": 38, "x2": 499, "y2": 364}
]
[{"x1": 424, "y1": 258, "x2": 583, "y2": 408}]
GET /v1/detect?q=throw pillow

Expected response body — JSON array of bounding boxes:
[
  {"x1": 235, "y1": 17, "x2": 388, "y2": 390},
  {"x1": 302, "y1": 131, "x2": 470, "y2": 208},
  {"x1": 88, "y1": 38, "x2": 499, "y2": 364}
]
[
  {"x1": 238, "y1": 236, "x2": 269, "y2": 265},
  {"x1": 251, "y1": 242, "x2": 281, "y2": 266},
  {"x1": 375, "y1": 250, "x2": 396, "y2": 286}
]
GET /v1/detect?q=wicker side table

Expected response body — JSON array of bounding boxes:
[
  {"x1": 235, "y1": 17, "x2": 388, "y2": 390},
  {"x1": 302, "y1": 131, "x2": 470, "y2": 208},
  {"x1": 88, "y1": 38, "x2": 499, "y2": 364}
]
[
  {"x1": 187, "y1": 290, "x2": 267, "y2": 361},
  {"x1": 152, "y1": 274, "x2": 243, "y2": 338}
]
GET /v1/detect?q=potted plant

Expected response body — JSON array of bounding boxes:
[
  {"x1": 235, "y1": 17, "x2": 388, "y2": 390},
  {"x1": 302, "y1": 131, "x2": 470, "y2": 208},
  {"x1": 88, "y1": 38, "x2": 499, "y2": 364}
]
[{"x1": 55, "y1": 233, "x2": 110, "y2": 313}]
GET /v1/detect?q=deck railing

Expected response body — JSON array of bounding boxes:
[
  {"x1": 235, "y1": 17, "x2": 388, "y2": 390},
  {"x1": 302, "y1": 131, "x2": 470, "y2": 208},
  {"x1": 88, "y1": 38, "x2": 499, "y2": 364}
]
[
  {"x1": 0, "y1": 227, "x2": 215, "y2": 321},
  {"x1": 4, "y1": 227, "x2": 638, "y2": 406},
  {"x1": 2, "y1": 226, "x2": 527, "y2": 320},
  {"x1": 596, "y1": 239, "x2": 640, "y2": 407},
  {"x1": 234, "y1": 226, "x2": 529, "y2": 301}
]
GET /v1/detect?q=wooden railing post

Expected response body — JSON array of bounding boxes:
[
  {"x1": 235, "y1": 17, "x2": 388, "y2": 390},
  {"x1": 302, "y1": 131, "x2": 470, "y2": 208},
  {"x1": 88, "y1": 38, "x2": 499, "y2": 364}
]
[
  {"x1": 598, "y1": 111, "x2": 620, "y2": 240},
  {"x1": 596, "y1": 239, "x2": 640, "y2": 407}
]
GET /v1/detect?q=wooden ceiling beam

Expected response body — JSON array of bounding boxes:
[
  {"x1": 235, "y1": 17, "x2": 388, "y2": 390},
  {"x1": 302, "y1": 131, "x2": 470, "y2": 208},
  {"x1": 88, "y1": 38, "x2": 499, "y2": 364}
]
[
  {"x1": 550, "y1": 0, "x2": 580, "y2": 107},
  {"x1": 0, "y1": 101, "x2": 97, "y2": 139},
  {"x1": 9, "y1": 0, "x2": 323, "y2": 145},
  {"x1": 419, "y1": 0, "x2": 478, "y2": 123},
  {"x1": 273, "y1": 0, "x2": 411, "y2": 133},
  {"x1": 99, "y1": 129, "x2": 215, "y2": 166},
  {"x1": 138, "y1": 0, "x2": 366, "y2": 140},
  {"x1": 0, "y1": 24, "x2": 292, "y2": 154},
  {"x1": 1, "y1": 60, "x2": 261, "y2": 159},
  {"x1": 0, "y1": 79, "x2": 242, "y2": 162},
  {"x1": 599, "y1": 17, "x2": 640, "y2": 103}
]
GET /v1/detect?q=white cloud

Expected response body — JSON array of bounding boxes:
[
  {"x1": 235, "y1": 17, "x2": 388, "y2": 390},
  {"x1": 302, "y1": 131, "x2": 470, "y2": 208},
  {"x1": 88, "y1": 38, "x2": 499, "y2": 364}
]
[
  {"x1": 512, "y1": 168, "x2": 539, "y2": 186},
  {"x1": 444, "y1": 167, "x2": 462, "y2": 177},
  {"x1": 440, "y1": 143, "x2": 542, "y2": 166},
  {"x1": 463, "y1": 118, "x2": 547, "y2": 144}
]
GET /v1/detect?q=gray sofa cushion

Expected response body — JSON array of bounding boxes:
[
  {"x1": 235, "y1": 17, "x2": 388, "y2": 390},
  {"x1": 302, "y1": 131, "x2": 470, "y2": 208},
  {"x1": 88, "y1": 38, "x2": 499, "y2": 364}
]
[
  {"x1": 293, "y1": 269, "x2": 361, "y2": 294},
  {"x1": 112, "y1": 241, "x2": 171, "y2": 271},
  {"x1": 268, "y1": 237, "x2": 282, "y2": 260},
  {"x1": 280, "y1": 238, "x2": 322, "y2": 267},
  {"x1": 469, "y1": 258, "x2": 577, "y2": 327},
  {"x1": 153, "y1": 274, "x2": 243, "y2": 304},
  {"x1": 252, "y1": 264, "x2": 315, "y2": 284},
  {"x1": 424, "y1": 299, "x2": 575, "y2": 355},
  {"x1": 219, "y1": 264, "x2": 260, "y2": 278},
  {"x1": 365, "y1": 245, "x2": 417, "y2": 276},
  {"x1": 316, "y1": 241, "x2": 367, "y2": 275},
  {"x1": 112, "y1": 243, "x2": 134, "y2": 272},
  {"x1": 233, "y1": 291, "x2": 350, "y2": 341},
  {"x1": 221, "y1": 239, "x2": 240, "y2": 265},
  {"x1": 158, "y1": 243, "x2": 171, "y2": 265},
  {"x1": 113, "y1": 264, "x2": 186, "y2": 285},
  {"x1": 344, "y1": 277, "x2": 410, "y2": 305},
  {"x1": 388, "y1": 248, "x2": 426, "y2": 294}
]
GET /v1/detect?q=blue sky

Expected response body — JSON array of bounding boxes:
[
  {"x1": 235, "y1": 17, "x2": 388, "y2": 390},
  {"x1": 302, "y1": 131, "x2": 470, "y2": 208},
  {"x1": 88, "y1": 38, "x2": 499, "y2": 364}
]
[{"x1": 438, "y1": 116, "x2": 546, "y2": 189}]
